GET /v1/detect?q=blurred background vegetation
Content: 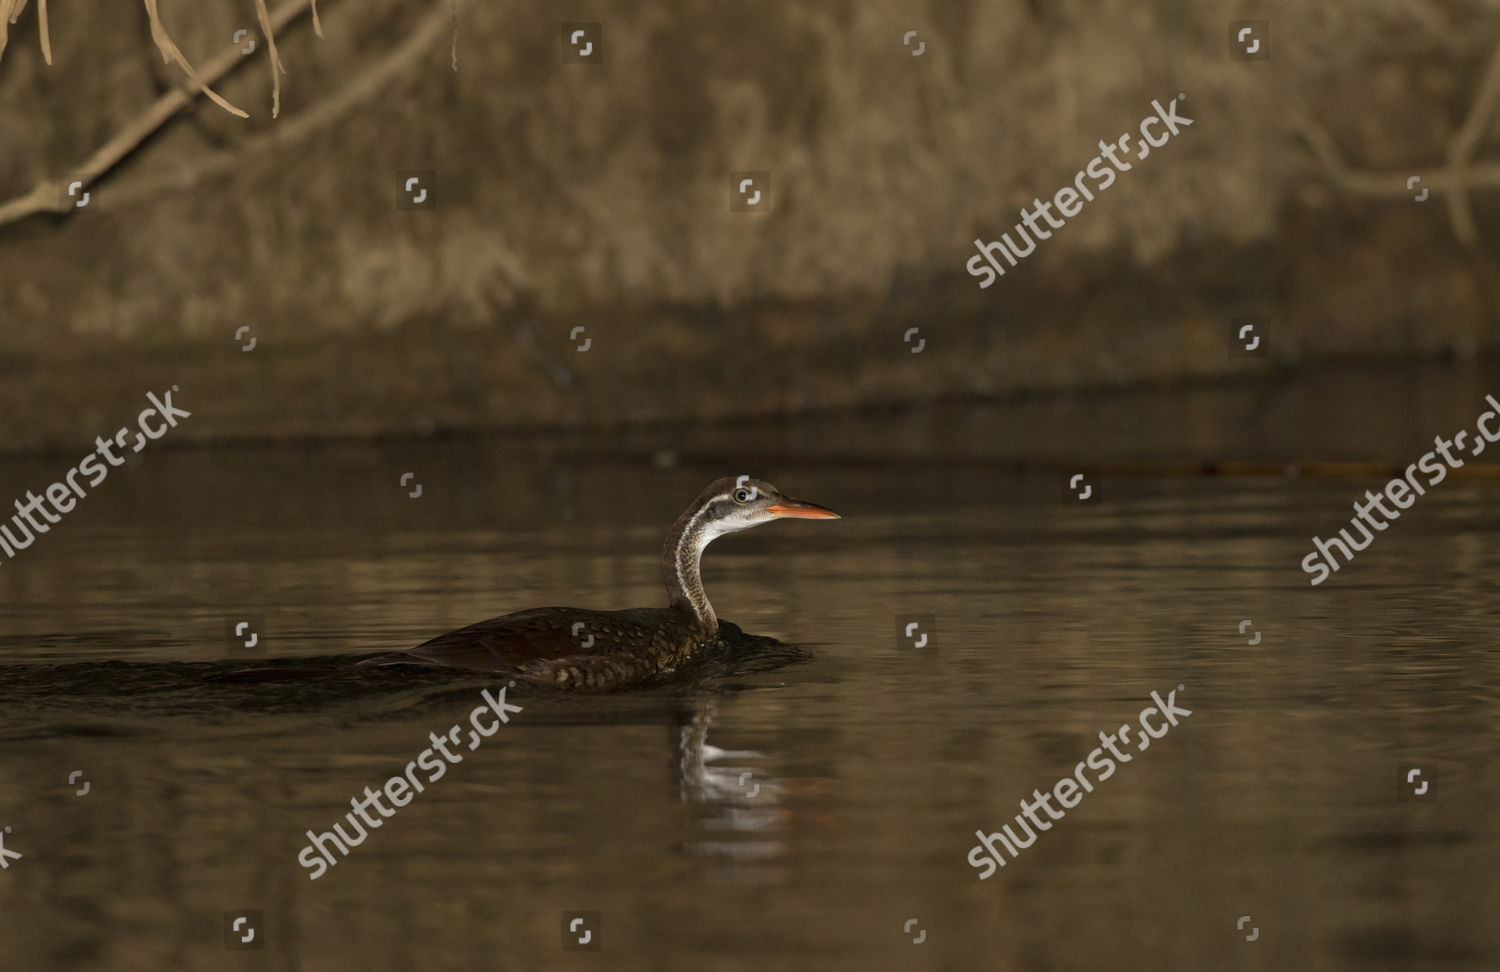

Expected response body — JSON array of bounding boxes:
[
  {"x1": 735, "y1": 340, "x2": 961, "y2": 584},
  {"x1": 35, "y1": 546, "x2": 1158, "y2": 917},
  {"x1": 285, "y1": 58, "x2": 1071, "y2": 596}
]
[{"x1": 1, "y1": 0, "x2": 1497, "y2": 451}]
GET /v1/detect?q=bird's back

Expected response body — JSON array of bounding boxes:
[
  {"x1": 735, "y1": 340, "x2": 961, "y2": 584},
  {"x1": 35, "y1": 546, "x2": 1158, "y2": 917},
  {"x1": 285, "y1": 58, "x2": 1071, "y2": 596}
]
[{"x1": 385, "y1": 605, "x2": 706, "y2": 674}]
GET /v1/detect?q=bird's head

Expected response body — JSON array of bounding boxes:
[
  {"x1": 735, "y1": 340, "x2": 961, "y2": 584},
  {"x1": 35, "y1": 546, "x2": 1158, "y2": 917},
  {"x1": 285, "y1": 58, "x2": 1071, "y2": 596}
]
[
  {"x1": 661, "y1": 476, "x2": 840, "y2": 623},
  {"x1": 686, "y1": 476, "x2": 840, "y2": 540}
]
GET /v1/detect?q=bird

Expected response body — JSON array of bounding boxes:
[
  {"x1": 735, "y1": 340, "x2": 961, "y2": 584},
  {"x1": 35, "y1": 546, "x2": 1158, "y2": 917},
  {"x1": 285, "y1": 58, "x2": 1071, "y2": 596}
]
[{"x1": 365, "y1": 477, "x2": 839, "y2": 692}]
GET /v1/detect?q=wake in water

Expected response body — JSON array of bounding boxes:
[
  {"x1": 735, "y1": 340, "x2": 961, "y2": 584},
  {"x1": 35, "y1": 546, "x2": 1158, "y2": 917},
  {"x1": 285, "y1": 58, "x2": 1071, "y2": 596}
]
[{"x1": 0, "y1": 620, "x2": 814, "y2": 720}]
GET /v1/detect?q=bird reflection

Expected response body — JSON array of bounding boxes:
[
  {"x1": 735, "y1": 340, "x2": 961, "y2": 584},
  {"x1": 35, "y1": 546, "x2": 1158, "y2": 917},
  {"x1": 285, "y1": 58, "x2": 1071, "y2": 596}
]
[{"x1": 672, "y1": 697, "x2": 787, "y2": 877}]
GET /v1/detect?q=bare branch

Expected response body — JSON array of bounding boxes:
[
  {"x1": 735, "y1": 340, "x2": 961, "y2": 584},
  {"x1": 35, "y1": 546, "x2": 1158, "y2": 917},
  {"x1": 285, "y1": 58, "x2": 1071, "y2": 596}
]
[
  {"x1": 0, "y1": 1, "x2": 452, "y2": 226},
  {"x1": 1292, "y1": 34, "x2": 1500, "y2": 246},
  {"x1": 0, "y1": 0, "x2": 20, "y2": 62},
  {"x1": 105, "y1": 4, "x2": 453, "y2": 212},
  {"x1": 253, "y1": 0, "x2": 288, "y2": 118},
  {"x1": 142, "y1": 0, "x2": 248, "y2": 117},
  {"x1": 1445, "y1": 36, "x2": 1500, "y2": 244},
  {"x1": 0, "y1": 0, "x2": 320, "y2": 226},
  {"x1": 36, "y1": 0, "x2": 49, "y2": 64}
]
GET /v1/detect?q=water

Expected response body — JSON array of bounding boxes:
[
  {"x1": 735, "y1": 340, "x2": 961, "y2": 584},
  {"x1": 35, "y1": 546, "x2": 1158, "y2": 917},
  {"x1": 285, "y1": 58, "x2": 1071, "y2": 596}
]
[{"x1": 2, "y1": 377, "x2": 1498, "y2": 970}]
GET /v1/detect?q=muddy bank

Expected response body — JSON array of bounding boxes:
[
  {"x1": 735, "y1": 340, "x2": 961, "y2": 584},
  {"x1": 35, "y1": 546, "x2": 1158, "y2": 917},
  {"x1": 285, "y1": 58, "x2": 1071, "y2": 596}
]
[{"x1": 0, "y1": 0, "x2": 1496, "y2": 450}]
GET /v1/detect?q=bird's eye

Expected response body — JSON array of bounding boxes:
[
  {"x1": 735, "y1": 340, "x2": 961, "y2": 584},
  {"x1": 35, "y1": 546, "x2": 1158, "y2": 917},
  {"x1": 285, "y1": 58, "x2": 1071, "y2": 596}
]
[{"x1": 733, "y1": 488, "x2": 751, "y2": 503}]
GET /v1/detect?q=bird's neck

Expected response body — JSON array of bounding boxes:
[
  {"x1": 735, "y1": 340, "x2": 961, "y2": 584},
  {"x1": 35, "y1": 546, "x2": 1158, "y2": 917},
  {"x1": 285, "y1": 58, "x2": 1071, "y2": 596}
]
[{"x1": 663, "y1": 503, "x2": 719, "y2": 635}]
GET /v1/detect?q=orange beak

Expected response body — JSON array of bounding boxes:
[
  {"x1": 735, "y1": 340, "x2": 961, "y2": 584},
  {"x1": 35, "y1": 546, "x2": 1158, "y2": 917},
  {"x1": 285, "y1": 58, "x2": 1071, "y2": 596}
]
[{"x1": 764, "y1": 497, "x2": 841, "y2": 519}]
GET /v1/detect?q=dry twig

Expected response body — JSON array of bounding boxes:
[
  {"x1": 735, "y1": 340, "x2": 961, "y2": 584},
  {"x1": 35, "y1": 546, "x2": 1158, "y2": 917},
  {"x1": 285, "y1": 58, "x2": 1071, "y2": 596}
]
[
  {"x1": 252, "y1": 0, "x2": 288, "y2": 117},
  {"x1": 1293, "y1": 32, "x2": 1500, "y2": 245},
  {"x1": 0, "y1": 0, "x2": 320, "y2": 225},
  {"x1": 106, "y1": 5, "x2": 452, "y2": 212},
  {"x1": 1444, "y1": 37, "x2": 1500, "y2": 244},
  {"x1": 0, "y1": 1, "x2": 453, "y2": 226},
  {"x1": 142, "y1": 0, "x2": 248, "y2": 117},
  {"x1": 1, "y1": 0, "x2": 331, "y2": 117}
]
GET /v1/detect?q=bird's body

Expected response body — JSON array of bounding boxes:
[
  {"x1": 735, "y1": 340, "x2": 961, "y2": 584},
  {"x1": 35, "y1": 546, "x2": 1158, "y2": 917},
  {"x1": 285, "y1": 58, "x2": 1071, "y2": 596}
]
[
  {"x1": 400, "y1": 606, "x2": 707, "y2": 692},
  {"x1": 369, "y1": 477, "x2": 838, "y2": 692}
]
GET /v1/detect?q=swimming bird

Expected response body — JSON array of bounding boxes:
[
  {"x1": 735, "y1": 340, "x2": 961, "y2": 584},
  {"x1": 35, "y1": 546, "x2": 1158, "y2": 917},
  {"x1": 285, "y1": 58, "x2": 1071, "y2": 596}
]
[{"x1": 369, "y1": 477, "x2": 838, "y2": 692}]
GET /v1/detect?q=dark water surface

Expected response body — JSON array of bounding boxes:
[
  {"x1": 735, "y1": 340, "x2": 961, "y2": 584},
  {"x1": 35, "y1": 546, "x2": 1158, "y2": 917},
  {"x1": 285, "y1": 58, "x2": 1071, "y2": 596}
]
[{"x1": 2, "y1": 379, "x2": 1498, "y2": 970}]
